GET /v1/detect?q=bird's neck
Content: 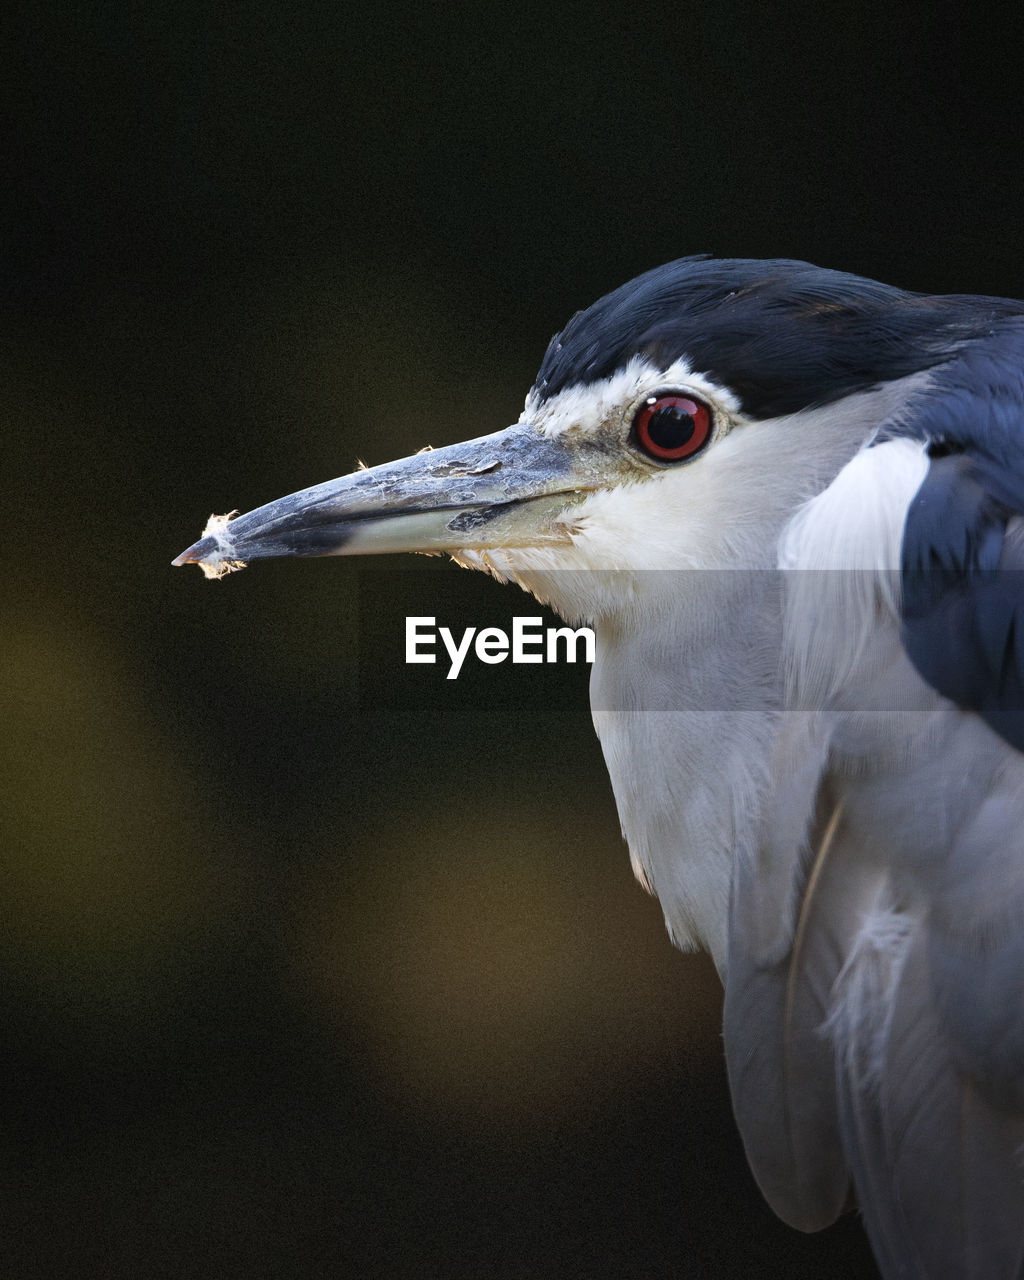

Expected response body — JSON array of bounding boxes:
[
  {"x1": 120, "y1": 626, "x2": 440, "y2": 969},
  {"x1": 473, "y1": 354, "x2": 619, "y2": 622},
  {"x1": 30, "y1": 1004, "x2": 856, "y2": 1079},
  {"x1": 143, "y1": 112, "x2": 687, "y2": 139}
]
[{"x1": 590, "y1": 577, "x2": 784, "y2": 975}]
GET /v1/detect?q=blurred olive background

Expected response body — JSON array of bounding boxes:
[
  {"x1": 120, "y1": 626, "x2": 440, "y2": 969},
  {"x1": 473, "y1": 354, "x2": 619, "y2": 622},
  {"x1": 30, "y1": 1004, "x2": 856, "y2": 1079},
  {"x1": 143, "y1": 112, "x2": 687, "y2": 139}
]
[{"x1": 4, "y1": 2, "x2": 1024, "y2": 1276}]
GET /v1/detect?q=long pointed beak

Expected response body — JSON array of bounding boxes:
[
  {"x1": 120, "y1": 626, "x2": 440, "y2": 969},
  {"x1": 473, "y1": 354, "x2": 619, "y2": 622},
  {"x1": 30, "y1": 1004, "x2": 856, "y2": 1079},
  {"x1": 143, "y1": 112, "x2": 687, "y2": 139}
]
[{"x1": 172, "y1": 424, "x2": 589, "y2": 578}]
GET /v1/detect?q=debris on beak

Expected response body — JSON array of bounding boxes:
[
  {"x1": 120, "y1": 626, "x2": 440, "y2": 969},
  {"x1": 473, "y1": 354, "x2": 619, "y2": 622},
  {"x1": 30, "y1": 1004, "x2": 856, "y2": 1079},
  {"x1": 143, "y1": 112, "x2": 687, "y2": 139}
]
[{"x1": 172, "y1": 511, "x2": 248, "y2": 579}]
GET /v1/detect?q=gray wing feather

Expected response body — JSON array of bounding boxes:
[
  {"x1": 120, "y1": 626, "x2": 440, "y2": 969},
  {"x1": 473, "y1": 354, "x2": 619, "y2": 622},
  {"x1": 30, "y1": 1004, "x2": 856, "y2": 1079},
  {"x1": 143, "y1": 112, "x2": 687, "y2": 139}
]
[
  {"x1": 725, "y1": 768, "x2": 868, "y2": 1231},
  {"x1": 726, "y1": 703, "x2": 1024, "y2": 1277},
  {"x1": 833, "y1": 923, "x2": 1024, "y2": 1278}
]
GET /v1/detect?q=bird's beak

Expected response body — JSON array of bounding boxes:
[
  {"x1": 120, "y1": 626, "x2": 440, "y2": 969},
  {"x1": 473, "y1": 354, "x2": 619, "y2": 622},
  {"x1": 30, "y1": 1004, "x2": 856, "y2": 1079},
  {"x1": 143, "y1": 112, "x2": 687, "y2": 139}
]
[{"x1": 172, "y1": 424, "x2": 594, "y2": 577}]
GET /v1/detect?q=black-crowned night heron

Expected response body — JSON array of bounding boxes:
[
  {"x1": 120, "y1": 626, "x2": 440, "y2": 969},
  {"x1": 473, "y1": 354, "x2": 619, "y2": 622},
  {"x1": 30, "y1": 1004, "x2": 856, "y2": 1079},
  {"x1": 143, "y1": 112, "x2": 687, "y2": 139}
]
[{"x1": 175, "y1": 258, "x2": 1024, "y2": 1279}]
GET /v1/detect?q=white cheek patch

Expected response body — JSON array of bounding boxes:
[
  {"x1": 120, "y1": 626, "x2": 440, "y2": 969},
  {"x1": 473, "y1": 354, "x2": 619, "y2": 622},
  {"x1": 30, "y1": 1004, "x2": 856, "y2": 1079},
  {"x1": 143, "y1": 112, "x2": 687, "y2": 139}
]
[{"x1": 523, "y1": 355, "x2": 741, "y2": 439}]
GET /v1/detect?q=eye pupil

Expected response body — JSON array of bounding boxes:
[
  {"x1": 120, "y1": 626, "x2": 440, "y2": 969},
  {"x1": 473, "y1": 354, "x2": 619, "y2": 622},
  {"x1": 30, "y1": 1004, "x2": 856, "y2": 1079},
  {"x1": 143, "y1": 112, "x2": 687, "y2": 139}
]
[
  {"x1": 633, "y1": 394, "x2": 712, "y2": 462},
  {"x1": 647, "y1": 405, "x2": 696, "y2": 452}
]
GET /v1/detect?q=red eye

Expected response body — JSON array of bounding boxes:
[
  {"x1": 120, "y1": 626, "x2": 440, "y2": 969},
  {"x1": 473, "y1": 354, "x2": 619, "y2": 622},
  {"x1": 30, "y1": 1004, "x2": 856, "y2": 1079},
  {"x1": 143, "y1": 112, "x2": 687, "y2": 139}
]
[{"x1": 632, "y1": 394, "x2": 712, "y2": 462}]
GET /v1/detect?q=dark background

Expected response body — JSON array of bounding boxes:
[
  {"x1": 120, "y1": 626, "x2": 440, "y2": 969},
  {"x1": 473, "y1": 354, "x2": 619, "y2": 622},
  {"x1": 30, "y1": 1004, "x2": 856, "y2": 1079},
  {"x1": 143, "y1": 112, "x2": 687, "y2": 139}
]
[{"x1": 5, "y1": 2, "x2": 1024, "y2": 1276}]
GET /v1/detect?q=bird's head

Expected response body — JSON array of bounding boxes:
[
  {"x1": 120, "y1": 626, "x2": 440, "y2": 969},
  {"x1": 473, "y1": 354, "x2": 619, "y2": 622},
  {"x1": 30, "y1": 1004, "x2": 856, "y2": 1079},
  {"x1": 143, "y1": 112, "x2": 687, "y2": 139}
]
[{"x1": 174, "y1": 258, "x2": 1012, "y2": 622}]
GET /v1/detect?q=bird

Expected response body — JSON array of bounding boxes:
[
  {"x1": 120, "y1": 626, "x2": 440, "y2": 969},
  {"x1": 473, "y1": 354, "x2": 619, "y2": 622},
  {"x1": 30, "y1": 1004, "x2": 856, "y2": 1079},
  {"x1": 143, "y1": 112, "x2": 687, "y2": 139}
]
[{"x1": 174, "y1": 257, "x2": 1024, "y2": 1279}]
